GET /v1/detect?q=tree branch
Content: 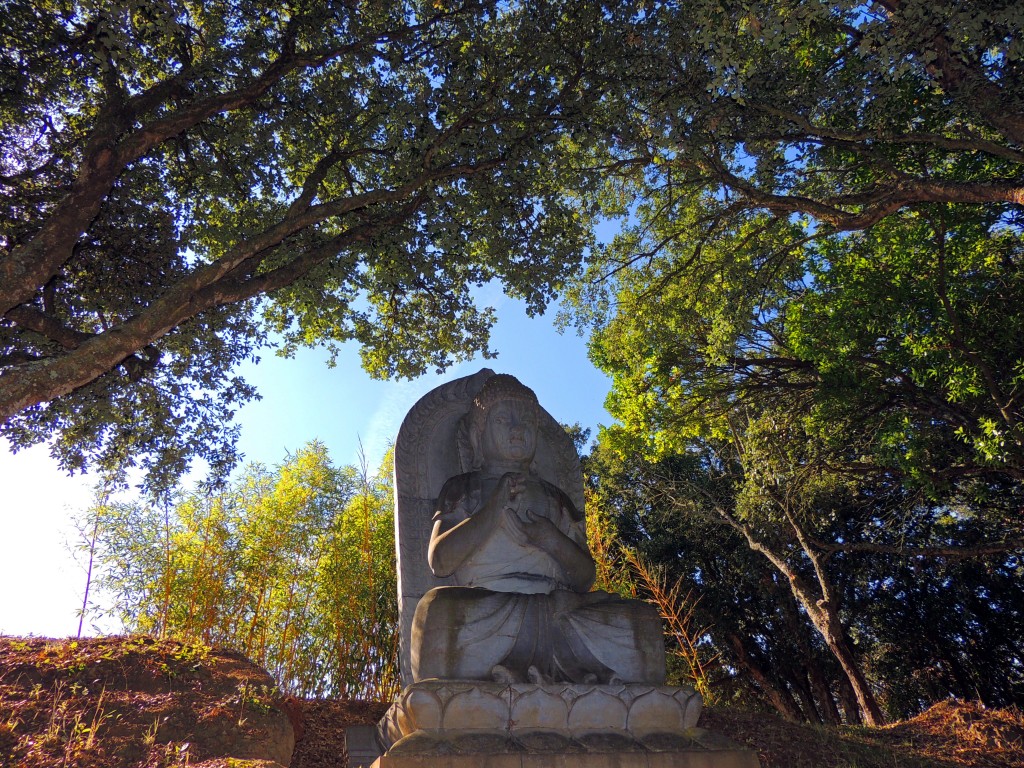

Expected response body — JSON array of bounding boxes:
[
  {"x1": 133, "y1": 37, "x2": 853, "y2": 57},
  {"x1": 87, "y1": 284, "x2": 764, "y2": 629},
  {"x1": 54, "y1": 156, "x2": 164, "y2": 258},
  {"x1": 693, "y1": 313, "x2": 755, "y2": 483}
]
[
  {"x1": 745, "y1": 104, "x2": 1024, "y2": 165},
  {"x1": 876, "y1": 0, "x2": 1024, "y2": 145},
  {"x1": 0, "y1": 158, "x2": 502, "y2": 422},
  {"x1": 0, "y1": 9, "x2": 452, "y2": 319},
  {"x1": 4, "y1": 305, "x2": 94, "y2": 350},
  {"x1": 809, "y1": 536, "x2": 1024, "y2": 559},
  {"x1": 695, "y1": 152, "x2": 1024, "y2": 232}
]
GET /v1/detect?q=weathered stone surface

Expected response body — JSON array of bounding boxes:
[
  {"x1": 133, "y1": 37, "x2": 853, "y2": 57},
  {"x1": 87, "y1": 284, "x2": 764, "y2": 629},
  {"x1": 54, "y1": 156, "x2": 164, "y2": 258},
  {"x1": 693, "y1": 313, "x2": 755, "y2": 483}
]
[
  {"x1": 346, "y1": 725, "x2": 383, "y2": 768},
  {"x1": 512, "y1": 729, "x2": 580, "y2": 753},
  {"x1": 573, "y1": 730, "x2": 639, "y2": 753},
  {"x1": 639, "y1": 731, "x2": 701, "y2": 752},
  {"x1": 372, "y1": 749, "x2": 762, "y2": 768},
  {"x1": 402, "y1": 685, "x2": 442, "y2": 731},
  {"x1": 511, "y1": 686, "x2": 569, "y2": 728},
  {"x1": 628, "y1": 689, "x2": 687, "y2": 735},
  {"x1": 397, "y1": 370, "x2": 665, "y2": 686},
  {"x1": 647, "y1": 750, "x2": 763, "y2": 768},
  {"x1": 375, "y1": 755, "x2": 523, "y2": 768},
  {"x1": 382, "y1": 370, "x2": 759, "y2": 768},
  {"x1": 375, "y1": 681, "x2": 759, "y2": 764},
  {"x1": 567, "y1": 689, "x2": 630, "y2": 730},
  {"x1": 393, "y1": 369, "x2": 589, "y2": 686},
  {"x1": 445, "y1": 687, "x2": 511, "y2": 729},
  {"x1": 377, "y1": 681, "x2": 703, "y2": 750}
]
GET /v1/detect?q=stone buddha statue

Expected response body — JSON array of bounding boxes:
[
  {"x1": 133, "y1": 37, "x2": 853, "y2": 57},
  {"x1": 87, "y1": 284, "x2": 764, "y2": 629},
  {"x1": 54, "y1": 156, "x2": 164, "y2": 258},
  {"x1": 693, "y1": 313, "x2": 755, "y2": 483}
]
[{"x1": 410, "y1": 374, "x2": 666, "y2": 685}]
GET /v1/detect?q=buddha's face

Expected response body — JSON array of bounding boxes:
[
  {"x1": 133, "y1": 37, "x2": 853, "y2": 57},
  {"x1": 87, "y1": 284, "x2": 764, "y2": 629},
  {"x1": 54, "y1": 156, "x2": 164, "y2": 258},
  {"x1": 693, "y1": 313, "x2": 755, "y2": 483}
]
[{"x1": 479, "y1": 398, "x2": 538, "y2": 466}]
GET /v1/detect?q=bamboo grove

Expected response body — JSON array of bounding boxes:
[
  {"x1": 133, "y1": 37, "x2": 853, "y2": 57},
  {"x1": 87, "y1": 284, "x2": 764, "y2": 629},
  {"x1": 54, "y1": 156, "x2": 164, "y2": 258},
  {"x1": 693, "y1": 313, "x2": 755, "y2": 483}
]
[{"x1": 77, "y1": 442, "x2": 398, "y2": 700}]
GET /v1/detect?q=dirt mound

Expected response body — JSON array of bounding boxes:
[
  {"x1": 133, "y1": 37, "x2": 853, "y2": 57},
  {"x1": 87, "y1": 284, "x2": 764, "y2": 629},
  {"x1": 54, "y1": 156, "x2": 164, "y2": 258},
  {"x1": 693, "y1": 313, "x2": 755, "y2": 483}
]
[
  {"x1": 701, "y1": 700, "x2": 1024, "y2": 768},
  {"x1": 0, "y1": 636, "x2": 294, "y2": 767},
  {"x1": 878, "y1": 700, "x2": 1024, "y2": 768},
  {"x1": 699, "y1": 705, "x2": 853, "y2": 767},
  {"x1": 290, "y1": 699, "x2": 388, "y2": 768}
]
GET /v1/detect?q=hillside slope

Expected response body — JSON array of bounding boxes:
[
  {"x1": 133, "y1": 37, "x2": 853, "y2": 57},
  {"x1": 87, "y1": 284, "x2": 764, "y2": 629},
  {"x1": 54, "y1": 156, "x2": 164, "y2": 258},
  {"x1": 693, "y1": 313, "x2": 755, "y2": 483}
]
[
  {"x1": 0, "y1": 636, "x2": 295, "y2": 767},
  {"x1": 1, "y1": 636, "x2": 1021, "y2": 768}
]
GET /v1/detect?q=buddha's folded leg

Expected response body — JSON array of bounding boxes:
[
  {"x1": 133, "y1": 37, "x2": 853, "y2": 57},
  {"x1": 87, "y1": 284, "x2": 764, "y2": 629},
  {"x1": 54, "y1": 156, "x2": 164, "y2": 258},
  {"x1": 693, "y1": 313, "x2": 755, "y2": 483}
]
[
  {"x1": 413, "y1": 587, "x2": 666, "y2": 685},
  {"x1": 412, "y1": 586, "x2": 537, "y2": 681},
  {"x1": 553, "y1": 590, "x2": 667, "y2": 685}
]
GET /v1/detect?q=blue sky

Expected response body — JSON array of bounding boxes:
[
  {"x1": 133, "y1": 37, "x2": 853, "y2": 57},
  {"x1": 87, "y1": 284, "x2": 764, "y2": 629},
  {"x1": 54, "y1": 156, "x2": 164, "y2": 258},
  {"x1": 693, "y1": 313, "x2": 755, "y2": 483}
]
[{"x1": 0, "y1": 292, "x2": 613, "y2": 638}]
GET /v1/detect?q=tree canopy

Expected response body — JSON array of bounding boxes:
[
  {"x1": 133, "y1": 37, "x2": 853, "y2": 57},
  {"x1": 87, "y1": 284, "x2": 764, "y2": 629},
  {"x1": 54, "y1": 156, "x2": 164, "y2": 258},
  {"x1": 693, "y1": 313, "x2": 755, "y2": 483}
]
[
  {"x1": 10, "y1": 1, "x2": 1022, "y2": 493},
  {"x1": 585, "y1": 443, "x2": 1024, "y2": 724},
  {"x1": 560, "y1": 0, "x2": 1024, "y2": 725},
  {"x1": 1, "y1": 0, "x2": 608, "y2": 489},
  {"x1": 6, "y1": 0, "x2": 1024, "y2": 723},
  {"x1": 570, "y1": 0, "x2": 1024, "y2": 484}
]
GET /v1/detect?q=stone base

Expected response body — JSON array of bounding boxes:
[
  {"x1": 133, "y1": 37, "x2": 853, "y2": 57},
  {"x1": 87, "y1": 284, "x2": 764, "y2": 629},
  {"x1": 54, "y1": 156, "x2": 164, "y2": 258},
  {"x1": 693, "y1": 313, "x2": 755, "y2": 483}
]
[
  {"x1": 373, "y1": 682, "x2": 759, "y2": 767},
  {"x1": 372, "y1": 740, "x2": 760, "y2": 767},
  {"x1": 378, "y1": 681, "x2": 703, "y2": 748},
  {"x1": 347, "y1": 725, "x2": 383, "y2": 768}
]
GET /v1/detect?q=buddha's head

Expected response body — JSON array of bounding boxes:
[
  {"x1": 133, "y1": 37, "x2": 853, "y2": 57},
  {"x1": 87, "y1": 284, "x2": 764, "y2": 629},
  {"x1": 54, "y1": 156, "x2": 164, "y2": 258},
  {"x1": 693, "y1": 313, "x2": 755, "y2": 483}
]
[{"x1": 469, "y1": 374, "x2": 539, "y2": 469}]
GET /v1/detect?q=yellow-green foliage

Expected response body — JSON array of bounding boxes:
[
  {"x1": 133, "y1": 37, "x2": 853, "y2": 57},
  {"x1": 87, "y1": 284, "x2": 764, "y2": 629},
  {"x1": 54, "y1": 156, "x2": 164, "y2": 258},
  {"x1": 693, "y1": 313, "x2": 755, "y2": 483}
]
[
  {"x1": 586, "y1": 491, "x2": 720, "y2": 701},
  {"x1": 81, "y1": 440, "x2": 398, "y2": 700}
]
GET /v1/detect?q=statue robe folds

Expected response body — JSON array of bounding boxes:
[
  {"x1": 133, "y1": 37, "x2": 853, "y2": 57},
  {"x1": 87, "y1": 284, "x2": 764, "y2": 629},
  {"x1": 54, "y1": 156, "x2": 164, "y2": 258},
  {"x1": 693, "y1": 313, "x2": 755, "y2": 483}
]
[{"x1": 411, "y1": 471, "x2": 666, "y2": 685}]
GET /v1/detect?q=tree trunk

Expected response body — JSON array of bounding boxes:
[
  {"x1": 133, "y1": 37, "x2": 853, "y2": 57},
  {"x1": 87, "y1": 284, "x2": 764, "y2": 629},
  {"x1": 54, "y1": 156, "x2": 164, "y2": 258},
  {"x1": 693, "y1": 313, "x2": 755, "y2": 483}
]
[
  {"x1": 780, "y1": 590, "x2": 842, "y2": 725},
  {"x1": 837, "y1": 674, "x2": 863, "y2": 725},
  {"x1": 813, "y1": 610, "x2": 885, "y2": 726},
  {"x1": 785, "y1": 667, "x2": 824, "y2": 724},
  {"x1": 807, "y1": 659, "x2": 843, "y2": 726},
  {"x1": 727, "y1": 633, "x2": 805, "y2": 722},
  {"x1": 78, "y1": 511, "x2": 102, "y2": 639},
  {"x1": 780, "y1": 509, "x2": 887, "y2": 727},
  {"x1": 722, "y1": 509, "x2": 887, "y2": 725}
]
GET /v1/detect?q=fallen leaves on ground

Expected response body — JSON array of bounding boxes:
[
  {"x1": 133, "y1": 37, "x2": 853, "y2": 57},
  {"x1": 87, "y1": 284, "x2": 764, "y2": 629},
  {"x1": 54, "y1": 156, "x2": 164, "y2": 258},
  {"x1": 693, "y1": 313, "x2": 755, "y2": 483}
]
[{"x1": 701, "y1": 699, "x2": 1024, "y2": 768}]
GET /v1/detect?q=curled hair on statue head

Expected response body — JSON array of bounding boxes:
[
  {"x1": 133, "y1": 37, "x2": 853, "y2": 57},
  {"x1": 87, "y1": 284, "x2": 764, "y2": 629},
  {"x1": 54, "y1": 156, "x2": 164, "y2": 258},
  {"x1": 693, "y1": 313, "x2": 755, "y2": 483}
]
[{"x1": 466, "y1": 374, "x2": 539, "y2": 467}]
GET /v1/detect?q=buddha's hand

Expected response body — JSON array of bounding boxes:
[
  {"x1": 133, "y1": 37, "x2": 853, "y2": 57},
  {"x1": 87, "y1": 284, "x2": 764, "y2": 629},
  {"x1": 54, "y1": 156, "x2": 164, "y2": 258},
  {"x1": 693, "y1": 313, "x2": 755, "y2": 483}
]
[
  {"x1": 498, "y1": 471, "x2": 527, "y2": 504},
  {"x1": 507, "y1": 507, "x2": 560, "y2": 549}
]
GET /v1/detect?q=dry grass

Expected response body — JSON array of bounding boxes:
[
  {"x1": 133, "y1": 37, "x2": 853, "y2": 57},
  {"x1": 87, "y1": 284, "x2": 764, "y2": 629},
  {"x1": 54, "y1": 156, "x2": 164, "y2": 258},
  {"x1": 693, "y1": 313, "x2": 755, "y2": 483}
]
[
  {"x1": 701, "y1": 700, "x2": 1024, "y2": 768},
  {"x1": 2, "y1": 636, "x2": 1021, "y2": 768},
  {"x1": 0, "y1": 636, "x2": 294, "y2": 768},
  {"x1": 874, "y1": 700, "x2": 1024, "y2": 768}
]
